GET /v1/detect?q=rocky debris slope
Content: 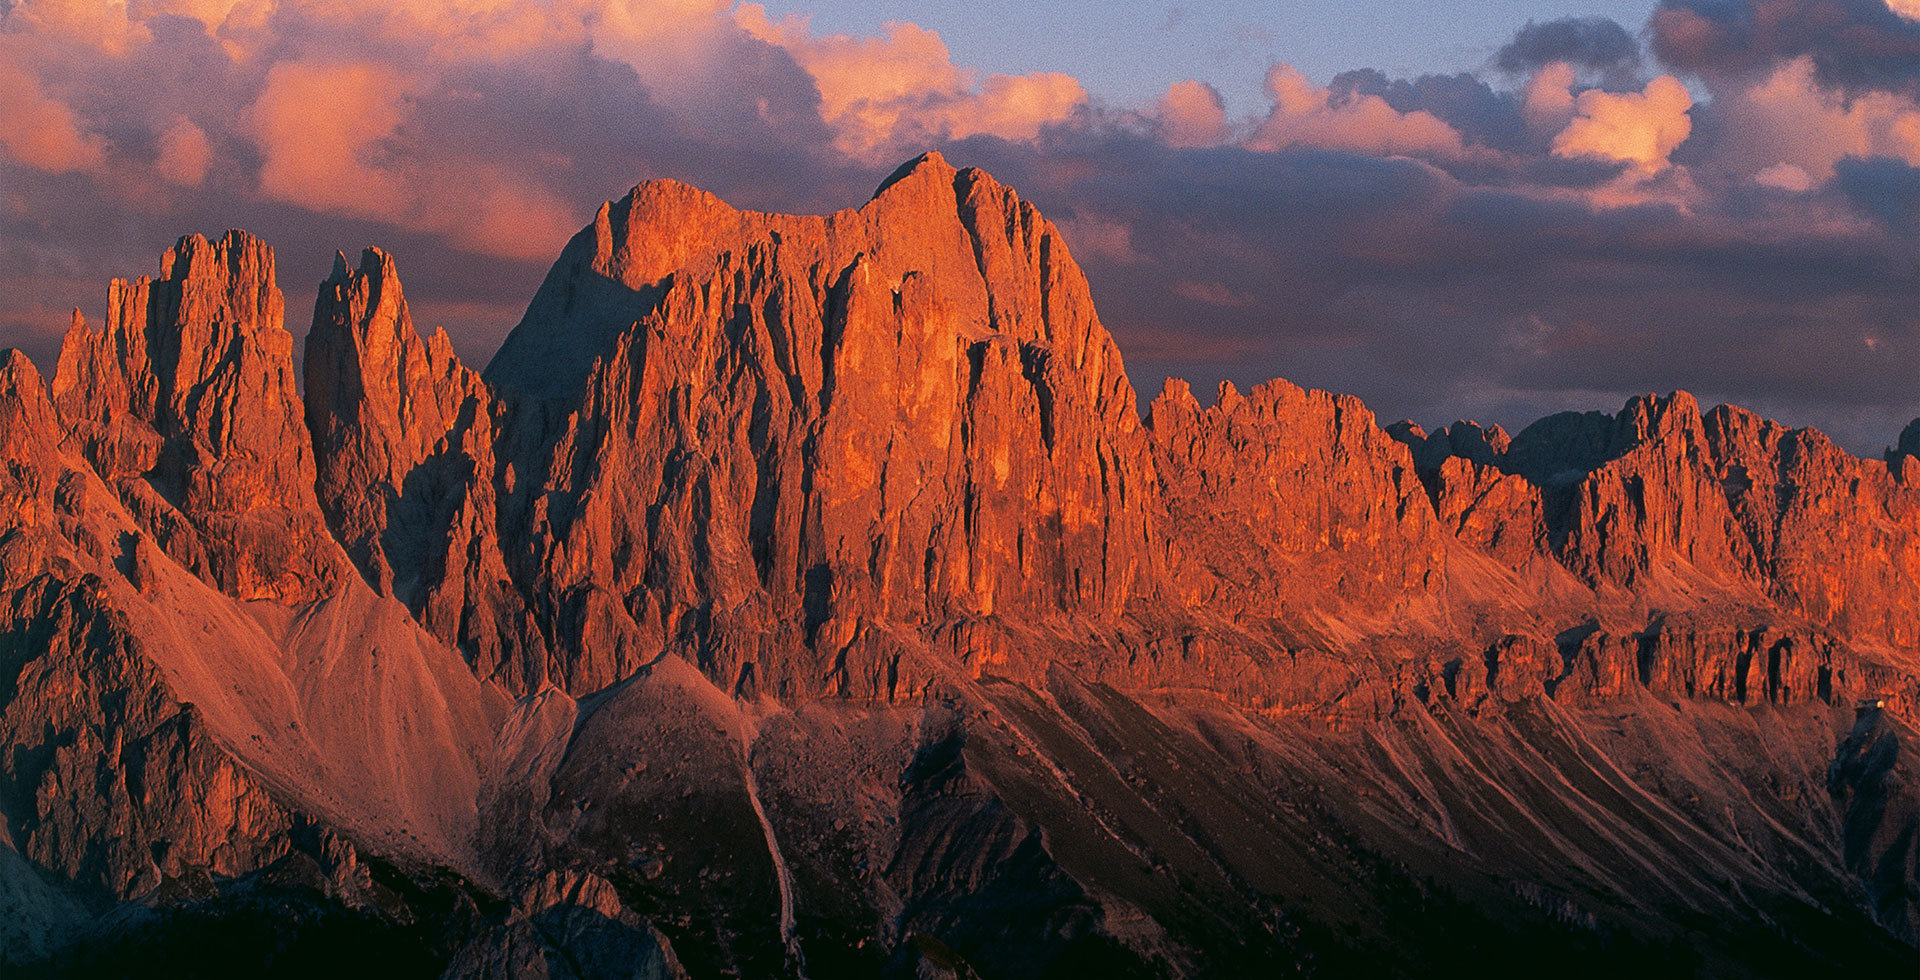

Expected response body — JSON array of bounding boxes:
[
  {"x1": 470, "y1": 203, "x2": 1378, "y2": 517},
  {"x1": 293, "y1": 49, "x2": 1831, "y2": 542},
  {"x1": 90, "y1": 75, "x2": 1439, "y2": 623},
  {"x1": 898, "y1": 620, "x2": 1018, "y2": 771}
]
[{"x1": 0, "y1": 154, "x2": 1917, "y2": 975}]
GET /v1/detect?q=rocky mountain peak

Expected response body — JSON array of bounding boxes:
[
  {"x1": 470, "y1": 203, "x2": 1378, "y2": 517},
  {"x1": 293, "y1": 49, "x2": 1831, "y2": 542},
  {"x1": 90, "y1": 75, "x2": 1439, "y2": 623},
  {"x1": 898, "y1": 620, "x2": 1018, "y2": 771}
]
[
  {"x1": 46, "y1": 230, "x2": 333, "y2": 603},
  {"x1": 3, "y1": 156, "x2": 1918, "y2": 974},
  {"x1": 453, "y1": 147, "x2": 1158, "y2": 695},
  {"x1": 871, "y1": 149, "x2": 953, "y2": 198}
]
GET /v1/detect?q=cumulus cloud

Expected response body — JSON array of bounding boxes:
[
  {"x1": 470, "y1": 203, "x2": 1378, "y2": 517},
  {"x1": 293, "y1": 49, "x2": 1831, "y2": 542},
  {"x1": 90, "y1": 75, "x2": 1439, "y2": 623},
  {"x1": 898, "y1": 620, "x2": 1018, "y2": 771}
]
[
  {"x1": 1157, "y1": 80, "x2": 1229, "y2": 149},
  {"x1": 965, "y1": 131, "x2": 1920, "y2": 451},
  {"x1": 1713, "y1": 56, "x2": 1920, "y2": 181},
  {"x1": 1523, "y1": 62, "x2": 1580, "y2": 135},
  {"x1": 0, "y1": 54, "x2": 106, "y2": 174},
  {"x1": 1552, "y1": 75, "x2": 1694, "y2": 171},
  {"x1": 1651, "y1": 0, "x2": 1920, "y2": 95},
  {"x1": 1327, "y1": 69, "x2": 1531, "y2": 153},
  {"x1": 735, "y1": 5, "x2": 1085, "y2": 158},
  {"x1": 3, "y1": 0, "x2": 1920, "y2": 456},
  {"x1": 1248, "y1": 65, "x2": 1470, "y2": 159},
  {"x1": 249, "y1": 60, "x2": 413, "y2": 217},
  {"x1": 1755, "y1": 161, "x2": 1817, "y2": 191},
  {"x1": 155, "y1": 117, "x2": 213, "y2": 187}
]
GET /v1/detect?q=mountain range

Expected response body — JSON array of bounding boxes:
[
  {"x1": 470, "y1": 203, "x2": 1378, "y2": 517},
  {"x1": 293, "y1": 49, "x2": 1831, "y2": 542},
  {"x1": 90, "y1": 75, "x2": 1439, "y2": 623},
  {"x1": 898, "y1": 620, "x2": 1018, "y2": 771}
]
[{"x1": 1, "y1": 152, "x2": 1916, "y2": 977}]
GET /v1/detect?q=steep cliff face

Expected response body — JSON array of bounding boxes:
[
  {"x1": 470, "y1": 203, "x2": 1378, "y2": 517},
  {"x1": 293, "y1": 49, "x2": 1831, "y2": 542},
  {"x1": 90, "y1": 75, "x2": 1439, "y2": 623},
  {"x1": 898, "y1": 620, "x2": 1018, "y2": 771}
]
[
  {"x1": 49, "y1": 231, "x2": 338, "y2": 604},
  {"x1": 1516, "y1": 392, "x2": 1757, "y2": 591},
  {"x1": 0, "y1": 351, "x2": 297, "y2": 903},
  {"x1": 1148, "y1": 378, "x2": 1446, "y2": 624},
  {"x1": 1704, "y1": 404, "x2": 1920, "y2": 650},
  {"x1": 305, "y1": 247, "x2": 545, "y2": 692},
  {"x1": 475, "y1": 153, "x2": 1163, "y2": 697},
  {"x1": 1, "y1": 236, "x2": 514, "y2": 969},
  {"x1": 2, "y1": 156, "x2": 1919, "y2": 974}
]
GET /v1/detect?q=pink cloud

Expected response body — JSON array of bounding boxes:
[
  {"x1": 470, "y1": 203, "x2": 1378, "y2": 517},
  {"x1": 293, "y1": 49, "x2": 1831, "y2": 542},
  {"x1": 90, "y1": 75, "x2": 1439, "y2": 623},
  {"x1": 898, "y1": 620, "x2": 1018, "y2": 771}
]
[
  {"x1": 242, "y1": 59, "x2": 579, "y2": 261},
  {"x1": 736, "y1": 5, "x2": 1086, "y2": 158},
  {"x1": 155, "y1": 117, "x2": 213, "y2": 188},
  {"x1": 249, "y1": 61, "x2": 412, "y2": 216},
  {"x1": 1522, "y1": 62, "x2": 1577, "y2": 135},
  {"x1": 1551, "y1": 74, "x2": 1693, "y2": 172},
  {"x1": 0, "y1": 55, "x2": 106, "y2": 174},
  {"x1": 1715, "y1": 57, "x2": 1920, "y2": 183},
  {"x1": 1157, "y1": 79, "x2": 1229, "y2": 149},
  {"x1": 1247, "y1": 65, "x2": 1469, "y2": 159},
  {"x1": 1754, "y1": 162, "x2": 1815, "y2": 192}
]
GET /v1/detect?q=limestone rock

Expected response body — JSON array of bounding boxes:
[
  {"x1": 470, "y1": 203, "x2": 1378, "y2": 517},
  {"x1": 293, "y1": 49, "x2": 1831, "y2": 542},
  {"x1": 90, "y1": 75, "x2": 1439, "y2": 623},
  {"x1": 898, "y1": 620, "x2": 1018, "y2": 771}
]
[
  {"x1": 0, "y1": 155, "x2": 1917, "y2": 972},
  {"x1": 483, "y1": 152, "x2": 1160, "y2": 696},
  {"x1": 1148, "y1": 377, "x2": 1446, "y2": 622},
  {"x1": 50, "y1": 231, "x2": 338, "y2": 604},
  {"x1": 305, "y1": 247, "x2": 546, "y2": 691}
]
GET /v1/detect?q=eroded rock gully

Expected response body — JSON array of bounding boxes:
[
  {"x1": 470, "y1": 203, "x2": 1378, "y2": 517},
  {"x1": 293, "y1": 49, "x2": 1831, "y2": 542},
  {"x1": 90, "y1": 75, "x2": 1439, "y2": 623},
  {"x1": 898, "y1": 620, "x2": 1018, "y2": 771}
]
[{"x1": 1, "y1": 153, "x2": 1917, "y2": 977}]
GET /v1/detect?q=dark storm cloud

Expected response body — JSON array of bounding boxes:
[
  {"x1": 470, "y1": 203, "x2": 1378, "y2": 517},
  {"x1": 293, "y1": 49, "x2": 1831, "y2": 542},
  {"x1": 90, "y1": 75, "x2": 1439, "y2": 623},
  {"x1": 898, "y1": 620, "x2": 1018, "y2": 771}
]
[
  {"x1": 1496, "y1": 17, "x2": 1643, "y2": 79},
  {"x1": 1833, "y1": 154, "x2": 1920, "y2": 235},
  {"x1": 1652, "y1": 0, "x2": 1920, "y2": 94}
]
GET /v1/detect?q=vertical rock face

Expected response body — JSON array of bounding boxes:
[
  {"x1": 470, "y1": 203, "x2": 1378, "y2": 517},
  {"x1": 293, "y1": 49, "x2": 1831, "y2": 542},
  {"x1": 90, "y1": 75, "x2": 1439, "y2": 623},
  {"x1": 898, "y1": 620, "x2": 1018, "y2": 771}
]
[
  {"x1": 290, "y1": 154, "x2": 1920, "y2": 721},
  {"x1": 1550, "y1": 392, "x2": 1755, "y2": 589},
  {"x1": 305, "y1": 247, "x2": 545, "y2": 691},
  {"x1": 478, "y1": 153, "x2": 1161, "y2": 696},
  {"x1": 0, "y1": 352, "x2": 297, "y2": 905},
  {"x1": 2, "y1": 236, "x2": 506, "y2": 951},
  {"x1": 1389, "y1": 420, "x2": 1546, "y2": 566},
  {"x1": 1148, "y1": 378, "x2": 1445, "y2": 620},
  {"x1": 50, "y1": 231, "x2": 336, "y2": 604}
]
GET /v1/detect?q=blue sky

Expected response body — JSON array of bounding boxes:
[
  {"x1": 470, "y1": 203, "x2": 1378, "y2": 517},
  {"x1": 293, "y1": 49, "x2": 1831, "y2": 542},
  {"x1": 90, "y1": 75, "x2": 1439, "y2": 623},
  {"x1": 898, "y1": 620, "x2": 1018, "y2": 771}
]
[{"x1": 757, "y1": 1, "x2": 1661, "y2": 110}]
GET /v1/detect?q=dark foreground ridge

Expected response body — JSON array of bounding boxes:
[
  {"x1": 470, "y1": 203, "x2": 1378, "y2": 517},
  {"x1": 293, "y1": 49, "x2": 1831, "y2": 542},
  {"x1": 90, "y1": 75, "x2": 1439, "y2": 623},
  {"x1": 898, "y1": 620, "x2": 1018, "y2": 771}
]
[{"x1": 2, "y1": 152, "x2": 1918, "y2": 977}]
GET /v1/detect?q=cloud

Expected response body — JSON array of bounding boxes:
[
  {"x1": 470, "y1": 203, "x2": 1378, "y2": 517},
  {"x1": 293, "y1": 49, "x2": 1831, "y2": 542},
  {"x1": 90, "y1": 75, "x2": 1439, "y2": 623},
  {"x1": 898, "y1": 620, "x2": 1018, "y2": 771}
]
[
  {"x1": 1157, "y1": 80, "x2": 1228, "y2": 149},
  {"x1": 1523, "y1": 62, "x2": 1580, "y2": 135},
  {"x1": 735, "y1": 5, "x2": 1086, "y2": 158},
  {"x1": 1552, "y1": 75, "x2": 1694, "y2": 171},
  {"x1": 1248, "y1": 64, "x2": 1471, "y2": 159},
  {"x1": 1052, "y1": 212, "x2": 1144, "y2": 265},
  {"x1": 1172, "y1": 279, "x2": 1254, "y2": 307},
  {"x1": 1496, "y1": 17, "x2": 1642, "y2": 81},
  {"x1": 1329, "y1": 69, "x2": 1532, "y2": 153},
  {"x1": 958, "y1": 113, "x2": 1920, "y2": 450},
  {"x1": 0, "y1": 53, "x2": 106, "y2": 174},
  {"x1": 1711, "y1": 56, "x2": 1920, "y2": 181},
  {"x1": 1755, "y1": 161, "x2": 1816, "y2": 190},
  {"x1": 155, "y1": 116, "x2": 213, "y2": 187},
  {"x1": 249, "y1": 60, "x2": 413, "y2": 217},
  {"x1": 240, "y1": 58, "x2": 581, "y2": 261},
  {"x1": 1651, "y1": 0, "x2": 1920, "y2": 95},
  {"x1": 0, "y1": 0, "x2": 875, "y2": 367},
  {"x1": 1834, "y1": 153, "x2": 1920, "y2": 233},
  {"x1": 3, "y1": 0, "x2": 1920, "y2": 457}
]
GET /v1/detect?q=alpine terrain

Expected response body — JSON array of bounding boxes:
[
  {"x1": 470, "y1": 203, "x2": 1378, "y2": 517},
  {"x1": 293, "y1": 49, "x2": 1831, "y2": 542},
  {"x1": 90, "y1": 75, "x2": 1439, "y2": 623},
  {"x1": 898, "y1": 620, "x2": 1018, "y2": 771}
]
[{"x1": 1, "y1": 152, "x2": 1917, "y2": 977}]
